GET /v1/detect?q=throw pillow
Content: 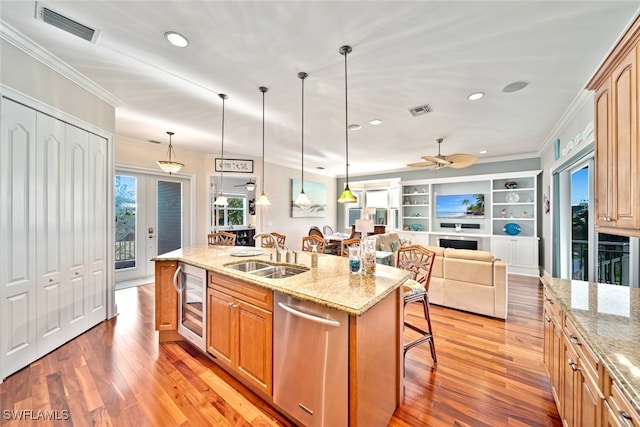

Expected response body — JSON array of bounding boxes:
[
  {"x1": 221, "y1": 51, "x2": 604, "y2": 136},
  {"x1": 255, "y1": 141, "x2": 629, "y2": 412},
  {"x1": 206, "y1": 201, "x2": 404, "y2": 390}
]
[
  {"x1": 379, "y1": 243, "x2": 386, "y2": 251},
  {"x1": 391, "y1": 241, "x2": 399, "y2": 252}
]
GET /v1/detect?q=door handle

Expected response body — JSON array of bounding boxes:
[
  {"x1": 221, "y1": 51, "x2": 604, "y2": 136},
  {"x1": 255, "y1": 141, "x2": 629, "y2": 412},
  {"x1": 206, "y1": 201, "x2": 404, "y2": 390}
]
[
  {"x1": 277, "y1": 302, "x2": 340, "y2": 327},
  {"x1": 173, "y1": 265, "x2": 183, "y2": 292}
]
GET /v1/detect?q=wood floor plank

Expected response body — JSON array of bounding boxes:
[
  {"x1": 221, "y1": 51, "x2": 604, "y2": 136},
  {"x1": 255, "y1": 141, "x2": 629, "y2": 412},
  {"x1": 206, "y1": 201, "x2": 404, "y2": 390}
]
[{"x1": 0, "y1": 274, "x2": 560, "y2": 427}]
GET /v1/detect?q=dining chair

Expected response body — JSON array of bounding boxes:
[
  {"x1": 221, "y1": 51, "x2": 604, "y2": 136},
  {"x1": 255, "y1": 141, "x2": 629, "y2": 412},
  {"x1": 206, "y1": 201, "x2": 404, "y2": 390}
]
[
  {"x1": 301, "y1": 235, "x2": 326, "y2": 253},
  {"x1": 396, "y1": 244, "x2": 437, "y2": 364},
  {"x1": 340, "y1": 238, "x2": 361, "y2": 257},
  {"x1": 207, "y1": 231, "x2": 237, "y2": 246},
  {"x1": 260, "y1": 232, "x2": 286, "y2": 249},
  {"x1": 309, "y1": 226, "x2": 338, "y2": 254},
  {"x1": 322, "y1": 225, "x2": 334, "y2": 236}
]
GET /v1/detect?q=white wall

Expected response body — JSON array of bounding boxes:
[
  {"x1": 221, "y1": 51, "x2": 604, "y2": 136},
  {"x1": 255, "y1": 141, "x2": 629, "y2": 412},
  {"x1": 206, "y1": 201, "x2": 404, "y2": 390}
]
[
  {"x1": 116, "y1": 136, "x2": 337, "y2": 251},
  {"x1": 257, "y1": 162, "x2": 337, "y2": 251}
]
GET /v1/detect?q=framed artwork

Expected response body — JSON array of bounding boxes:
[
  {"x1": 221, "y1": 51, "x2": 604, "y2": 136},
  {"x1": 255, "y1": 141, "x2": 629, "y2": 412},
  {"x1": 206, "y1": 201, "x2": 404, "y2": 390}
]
[
  {"x1": 215, "y1": 158, "x2": 253, "y2": 173},
  {"x1": 291, "y1": 179, "x2": 326, "y2": 218}
]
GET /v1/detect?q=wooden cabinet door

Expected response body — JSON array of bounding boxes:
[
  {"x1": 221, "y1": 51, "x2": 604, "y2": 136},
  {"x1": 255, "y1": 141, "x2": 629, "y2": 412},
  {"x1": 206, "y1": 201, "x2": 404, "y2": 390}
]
[
  {"x1": 595, "y1": 47, "x2": 639, "y2": 230},
  {"x1": 562, "y1": 333, "x2": 579, "y2": 427},
  {"x1": 207, "y1": 288, "x2": 234, "y2": 368},
  {"x1": 154, "y1": 261, "x2": 177, "y2": 331},
  {"x1": 235, "y1": 299, "x2": 272, "y2": 395},
  {"x1": 577, "y1": 367, "x2": 602, "y2": 427},
  {"x1": 595, "y1": 80, "x2": 612, "y2": 226},
  {"x1": 610, "y1": 47, "x2": 638, "y2": 230}
]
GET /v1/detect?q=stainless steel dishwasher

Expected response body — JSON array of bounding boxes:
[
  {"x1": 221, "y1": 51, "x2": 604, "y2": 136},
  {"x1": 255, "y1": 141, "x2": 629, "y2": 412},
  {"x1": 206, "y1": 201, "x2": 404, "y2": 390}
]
[{"x1": 273, "y1": 292, "x2": 348, "y2": 427}]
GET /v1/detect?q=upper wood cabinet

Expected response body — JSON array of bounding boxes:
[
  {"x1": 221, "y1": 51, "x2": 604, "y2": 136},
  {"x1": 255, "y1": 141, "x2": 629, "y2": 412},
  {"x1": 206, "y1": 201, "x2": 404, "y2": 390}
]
[{"x1": 588, "y1": 15, "x2": 640, "y2": 236}]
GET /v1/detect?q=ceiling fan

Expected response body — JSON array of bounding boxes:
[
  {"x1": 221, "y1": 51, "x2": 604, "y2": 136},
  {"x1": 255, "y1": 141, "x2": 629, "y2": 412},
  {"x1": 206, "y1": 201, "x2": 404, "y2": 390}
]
[
  {"x1": 234, "y1": 179, "x2": 256, "y2": 191},
  {"x1": 407, "y1": 138, "x2": 478, "y2": 170}
]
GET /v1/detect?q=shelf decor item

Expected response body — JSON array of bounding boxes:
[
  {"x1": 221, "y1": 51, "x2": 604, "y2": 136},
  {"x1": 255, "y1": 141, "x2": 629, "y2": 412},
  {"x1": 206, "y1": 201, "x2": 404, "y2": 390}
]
[
  {"x1": 504, "y1": 181, "x2": 518, "y2": 189},
  {"x1": 410, "y1": 223, "x2": 422, "y2": 231},
  {"x1": 506, "y1": 192, "x2": 520, "y2": 203},
  {"x1": 503, "y1": 222, "x2": 522, "y2": 236}
]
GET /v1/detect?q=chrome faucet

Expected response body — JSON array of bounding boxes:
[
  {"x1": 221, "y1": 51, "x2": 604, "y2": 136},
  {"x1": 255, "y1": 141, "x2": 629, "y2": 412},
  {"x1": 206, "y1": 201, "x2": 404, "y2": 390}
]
[{"x1": 254, "y1": 233, "x2": 284, "y2": 262}]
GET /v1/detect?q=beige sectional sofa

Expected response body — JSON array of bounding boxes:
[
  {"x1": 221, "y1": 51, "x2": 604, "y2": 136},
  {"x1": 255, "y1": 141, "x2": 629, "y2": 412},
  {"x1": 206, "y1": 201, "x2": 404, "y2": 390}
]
[{"x1": 373, "y1": 233, "x2": 508, "y2": 319}]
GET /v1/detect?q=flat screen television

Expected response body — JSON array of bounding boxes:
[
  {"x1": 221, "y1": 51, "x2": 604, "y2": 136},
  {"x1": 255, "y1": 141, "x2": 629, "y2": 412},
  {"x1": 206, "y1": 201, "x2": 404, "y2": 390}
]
[{"x1": 435, "y1": 193, "x2": 485, "y2": 219}]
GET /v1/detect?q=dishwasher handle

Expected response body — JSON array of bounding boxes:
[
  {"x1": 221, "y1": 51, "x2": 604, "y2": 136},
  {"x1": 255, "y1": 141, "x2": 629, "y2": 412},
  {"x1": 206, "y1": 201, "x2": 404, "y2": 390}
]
[{"x1": 277, "y1": 302, "x2": 341, "y2": 327}]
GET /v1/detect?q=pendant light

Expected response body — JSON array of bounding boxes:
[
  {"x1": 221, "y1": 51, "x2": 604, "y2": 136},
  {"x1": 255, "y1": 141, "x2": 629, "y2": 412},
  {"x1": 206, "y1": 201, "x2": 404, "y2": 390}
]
[
  {"x1": 256, "y1": 86, "x2": 271, "y2": 206},
  {"x1": 338, "y1": 45, "x2": 357, "y2": 204},
  {"x1": 294, "y1": 72, "x2": 312, "y2": 208},
  {"x1": 157, "y1": 131, "x2": 184, "y2": 174},
  {"x1": 214, "y1": 93, "x2": 228, "y2": 206}
]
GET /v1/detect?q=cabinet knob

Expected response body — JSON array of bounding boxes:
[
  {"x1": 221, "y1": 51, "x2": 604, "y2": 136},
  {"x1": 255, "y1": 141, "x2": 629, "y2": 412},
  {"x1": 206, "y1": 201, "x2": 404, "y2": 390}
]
[
  {"x1": 618, "y1": 411, "x2": 632, "y2": 427},
  {"x1": 567, "y1": 358, "x2": 579, "y2": 372},
  {"x1": 569, "y1": 334, "x2": 581, "y2": 346}
]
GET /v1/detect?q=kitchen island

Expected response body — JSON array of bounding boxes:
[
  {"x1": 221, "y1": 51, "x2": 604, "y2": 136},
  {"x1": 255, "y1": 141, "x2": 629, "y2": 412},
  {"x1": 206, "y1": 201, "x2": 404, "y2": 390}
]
[
  {"x1": 153, "y1": 245, "x2": 411, "y2": 427},
  {"x1": 541, "y1": 276, "x2": 640, "y2": 425}
]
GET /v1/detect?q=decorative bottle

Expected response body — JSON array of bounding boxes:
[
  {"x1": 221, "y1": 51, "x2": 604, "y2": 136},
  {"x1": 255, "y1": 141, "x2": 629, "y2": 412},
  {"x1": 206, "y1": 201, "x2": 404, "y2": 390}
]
[{"x1": 311, "y1": 245, "x2": 318, "y2": 268}]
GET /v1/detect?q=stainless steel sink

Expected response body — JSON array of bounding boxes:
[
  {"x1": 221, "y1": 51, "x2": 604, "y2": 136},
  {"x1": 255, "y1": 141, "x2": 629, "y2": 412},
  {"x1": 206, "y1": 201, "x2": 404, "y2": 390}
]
[
  {"x1": 250, "y1": 265, "x2": 308, "y2": 279},
  {"x1": 225, "y1": 261, "x2": 308, "y2": 279},
  {"x1": 226, "y1": 261, "x2": 272, "y2": 272}
]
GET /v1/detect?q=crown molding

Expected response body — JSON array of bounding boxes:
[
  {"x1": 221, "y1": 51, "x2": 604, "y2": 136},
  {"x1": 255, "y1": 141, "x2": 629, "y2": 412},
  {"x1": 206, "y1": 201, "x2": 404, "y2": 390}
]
[
  {"x1": 0, "y1": 19, "x2": 123, "y2": 107},
  {"x1": 537, "y1": 88, "x2": 593, "y2": 156}
]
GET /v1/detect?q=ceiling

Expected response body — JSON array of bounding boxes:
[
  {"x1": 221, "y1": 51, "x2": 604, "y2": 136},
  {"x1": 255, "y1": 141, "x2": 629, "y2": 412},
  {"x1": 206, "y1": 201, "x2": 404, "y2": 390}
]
[{"x1": 1, "y1": 1, "x2": 638, "y2": 177}]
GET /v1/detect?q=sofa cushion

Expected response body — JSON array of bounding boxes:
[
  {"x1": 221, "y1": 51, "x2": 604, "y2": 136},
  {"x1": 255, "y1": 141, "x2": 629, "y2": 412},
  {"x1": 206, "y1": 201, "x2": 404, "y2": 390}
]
[
  {"x1": 444, "y1": 248, "x2": 495, "y2": 287},
  {"x1": 444, "y1": 248, "x2": 495, "y2": 262},
  {"x1": 403, "y1": 278, "x2": 424, "y2": 296},
  {"x1": 423, "y1": 245, "x2": 444, "y2": 279}
]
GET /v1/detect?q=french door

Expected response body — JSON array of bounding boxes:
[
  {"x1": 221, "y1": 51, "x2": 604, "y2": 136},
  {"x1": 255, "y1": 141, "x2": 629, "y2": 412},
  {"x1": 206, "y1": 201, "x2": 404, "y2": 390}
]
[{"x1": 115, "y1": 170, "x2": 191, "y2": 286}]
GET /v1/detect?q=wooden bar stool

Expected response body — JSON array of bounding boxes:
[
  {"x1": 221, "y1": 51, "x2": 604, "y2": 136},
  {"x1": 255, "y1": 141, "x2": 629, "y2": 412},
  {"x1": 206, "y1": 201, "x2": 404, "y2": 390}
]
[{"x1": 396, "y1": 244, "x2": 437, "y2": 364}]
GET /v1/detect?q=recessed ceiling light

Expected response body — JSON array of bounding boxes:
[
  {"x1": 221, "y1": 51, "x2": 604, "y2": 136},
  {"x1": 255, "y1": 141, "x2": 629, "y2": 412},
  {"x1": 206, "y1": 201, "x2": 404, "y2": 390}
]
[
  {"x1": 348, "y1": 124, "x2": 362, "y2": 131},
  {"x1": 164, "y1": 31, "x2": 189, "y2": 47},
  {"x1": 369, "y1": 119, "x2": 382, "y2": 125},
  {"x1": 503, "y1": 81, "x2": 529, "y2": 93},
  {"x1": 479, "y1": 150, "x2": 488, "y2": 154},
  {"x1": 468, "y1": 92, "x2": 484, "y2": 101}
]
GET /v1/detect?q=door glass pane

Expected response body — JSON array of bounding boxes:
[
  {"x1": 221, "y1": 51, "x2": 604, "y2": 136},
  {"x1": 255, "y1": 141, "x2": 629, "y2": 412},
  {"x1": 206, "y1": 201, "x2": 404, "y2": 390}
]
[
  {"x1": 115, "y1": 175, "x2": 137, "y2": 270},
  {"x1": 597, "y1": 233, "x2": 630, "y2": 286},
  {"x1": 157, "y1": 181, "x2": 182, "y2": 255},
  {"x1": 571, "y1": 166, "x2": 589, "y2": 280}
]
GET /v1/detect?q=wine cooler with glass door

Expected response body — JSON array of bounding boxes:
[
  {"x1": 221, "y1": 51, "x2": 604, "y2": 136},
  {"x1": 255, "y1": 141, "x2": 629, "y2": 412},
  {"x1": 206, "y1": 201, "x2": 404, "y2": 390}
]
[{"x1": 173, "y1": 262, "x2": 207, "y2": 351}]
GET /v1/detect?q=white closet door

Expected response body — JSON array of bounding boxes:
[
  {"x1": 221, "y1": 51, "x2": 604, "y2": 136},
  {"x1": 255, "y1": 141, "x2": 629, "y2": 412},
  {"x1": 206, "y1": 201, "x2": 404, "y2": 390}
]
[
  {"x1": 0, "y1": 98, "x2": 38, "y2": 377},
  {"x1": 88, "y1": 133, "x2": 108, "y2": 324},
  {"x1": 35, "y1": 113, "x2": 67, "y2": 357},
  {"x1": 65, "y1": 124, "x2": 90, "y2": 338}
]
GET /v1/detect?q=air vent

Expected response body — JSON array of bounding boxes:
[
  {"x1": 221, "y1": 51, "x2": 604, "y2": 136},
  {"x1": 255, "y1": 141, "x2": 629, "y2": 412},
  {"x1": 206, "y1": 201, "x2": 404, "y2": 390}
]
[
  {"x1": 408, "y1": 104, "x2": 433, "y2": 117},
  {"x1": 36, "y1": 3, "x2": 100, "y2": 43}
]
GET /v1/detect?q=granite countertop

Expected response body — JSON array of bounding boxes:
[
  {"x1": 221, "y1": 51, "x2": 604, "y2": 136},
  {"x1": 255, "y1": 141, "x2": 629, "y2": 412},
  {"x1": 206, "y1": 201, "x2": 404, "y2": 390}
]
[
  {"x1": 153, "y1": 246, "x2": 411, "y2": 316},
  {"x1": 541, "y1": 276, "x2": 640, "y2": 413}
]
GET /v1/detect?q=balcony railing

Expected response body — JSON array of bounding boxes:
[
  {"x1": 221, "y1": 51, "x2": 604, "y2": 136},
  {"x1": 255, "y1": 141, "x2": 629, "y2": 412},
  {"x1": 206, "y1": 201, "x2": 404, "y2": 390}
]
[{"x1": 572, "y1": 239, "x2": 629, "y2": 286}]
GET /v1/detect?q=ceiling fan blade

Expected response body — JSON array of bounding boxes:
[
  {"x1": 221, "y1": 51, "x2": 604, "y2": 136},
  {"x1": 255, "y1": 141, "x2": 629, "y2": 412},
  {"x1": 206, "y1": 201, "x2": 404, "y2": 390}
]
[
  {"x1": 421, "y1": 155, "x2": 451, "y2": 165},
  {"x1": 407, "y1": 161, "x2": 436, "y2": 168},
  {"x1": 446, "y1": 153, "x2": 478, "y2": 168}
]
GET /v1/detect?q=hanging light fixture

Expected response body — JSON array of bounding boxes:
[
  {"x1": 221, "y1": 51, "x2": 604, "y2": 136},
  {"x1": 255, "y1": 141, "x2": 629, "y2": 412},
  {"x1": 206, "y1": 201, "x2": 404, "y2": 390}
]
[
  {"x1": 157, "y1": 131, "x2": 184, "y2": 174},
  {"x1": 214, "y1": 93, "x2": 228, "y2": 206},
  {"x1": 256, "y1": 86, "x2": 271, "y2": 206},
  {"x1": 338, "y1": 45, "x2": 357, "y2": 204},
  {"x1": 294, "y1": 72, "x2": 312, "y2": 208}
]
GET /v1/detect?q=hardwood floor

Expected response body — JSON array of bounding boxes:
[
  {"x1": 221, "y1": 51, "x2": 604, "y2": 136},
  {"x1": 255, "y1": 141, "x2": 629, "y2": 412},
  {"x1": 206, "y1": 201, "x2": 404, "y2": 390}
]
[{"x1": 0, "y1": 274, "x2": 561, "y2": 426}]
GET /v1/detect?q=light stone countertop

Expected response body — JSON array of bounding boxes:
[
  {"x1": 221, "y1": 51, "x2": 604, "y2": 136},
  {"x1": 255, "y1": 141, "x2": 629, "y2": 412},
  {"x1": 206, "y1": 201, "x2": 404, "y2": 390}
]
[
  {"x1": 541, "y1": 276, "x2": 640, "y2": 413},
  {"x1": 153, "y1": 246, "x2": 411, "y2": 316}
]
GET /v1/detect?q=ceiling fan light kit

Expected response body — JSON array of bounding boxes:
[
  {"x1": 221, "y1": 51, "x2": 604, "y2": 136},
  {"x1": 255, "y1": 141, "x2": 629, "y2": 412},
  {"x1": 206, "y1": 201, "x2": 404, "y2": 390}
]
[{"x1": 407, "y1": 137, "x2": 478, "y2": 170}]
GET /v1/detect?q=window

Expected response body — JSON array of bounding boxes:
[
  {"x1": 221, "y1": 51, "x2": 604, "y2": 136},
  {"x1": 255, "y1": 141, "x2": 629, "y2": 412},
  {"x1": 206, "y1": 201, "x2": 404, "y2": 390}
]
[{"x1": 213, "y1": 194, "x2": 246, "y2": 228}]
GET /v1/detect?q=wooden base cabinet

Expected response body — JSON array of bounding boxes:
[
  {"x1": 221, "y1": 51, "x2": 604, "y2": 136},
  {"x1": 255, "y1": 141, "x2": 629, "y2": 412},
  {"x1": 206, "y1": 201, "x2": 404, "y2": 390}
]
[
  {"x1": 207, "y1": 272, "x2": 273, "y2": 397},
  {"x1": 543, "y1": 287, "x2": 563, "y2": 411},
  {"x1": 154, "y1": 261, "x2": 178, "y2": 332},
  {"x1": 603, "y1": 372, "x2": 640, "y2": 427}
]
